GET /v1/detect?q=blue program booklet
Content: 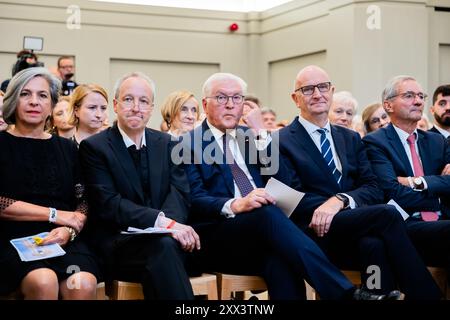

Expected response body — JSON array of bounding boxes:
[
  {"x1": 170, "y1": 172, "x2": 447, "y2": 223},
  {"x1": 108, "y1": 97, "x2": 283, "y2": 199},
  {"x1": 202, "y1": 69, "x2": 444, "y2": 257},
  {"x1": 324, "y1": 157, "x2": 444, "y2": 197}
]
[{"x1": 10, "y1": 232, "x2": 66, "y2": 262}]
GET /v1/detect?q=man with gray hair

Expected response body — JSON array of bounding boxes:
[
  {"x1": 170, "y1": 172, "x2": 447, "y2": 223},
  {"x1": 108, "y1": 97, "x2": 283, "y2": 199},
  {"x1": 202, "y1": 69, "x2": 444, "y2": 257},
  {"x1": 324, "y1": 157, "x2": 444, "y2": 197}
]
[
  {"x1": 363, "y1": 75, "x2": 450, "y2": 290},
  {"x1": 79, "y1": 72, "x2": 199, "y2": 299}
]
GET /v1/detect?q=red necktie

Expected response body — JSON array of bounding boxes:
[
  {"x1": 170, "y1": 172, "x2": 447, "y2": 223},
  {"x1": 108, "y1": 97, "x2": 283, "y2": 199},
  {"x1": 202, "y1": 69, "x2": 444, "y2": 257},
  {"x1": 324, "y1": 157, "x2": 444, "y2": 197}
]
[{"x1": 406, "y1": 134, "x2": 439, "y2": 221}]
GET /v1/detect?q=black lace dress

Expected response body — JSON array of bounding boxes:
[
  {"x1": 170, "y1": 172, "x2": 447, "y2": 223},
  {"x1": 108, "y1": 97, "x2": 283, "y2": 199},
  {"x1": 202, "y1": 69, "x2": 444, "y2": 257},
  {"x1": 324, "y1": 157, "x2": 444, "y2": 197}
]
[{"x1": 0, "y1": 131, "x2": 100, "y2": 294}]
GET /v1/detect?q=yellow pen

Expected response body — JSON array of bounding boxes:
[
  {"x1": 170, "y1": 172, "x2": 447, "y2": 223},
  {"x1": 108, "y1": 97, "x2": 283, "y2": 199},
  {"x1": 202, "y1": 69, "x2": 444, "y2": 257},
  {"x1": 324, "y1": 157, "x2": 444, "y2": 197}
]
[{"x1": 33, "y1": 236, "x2": 43, "y2": 246}]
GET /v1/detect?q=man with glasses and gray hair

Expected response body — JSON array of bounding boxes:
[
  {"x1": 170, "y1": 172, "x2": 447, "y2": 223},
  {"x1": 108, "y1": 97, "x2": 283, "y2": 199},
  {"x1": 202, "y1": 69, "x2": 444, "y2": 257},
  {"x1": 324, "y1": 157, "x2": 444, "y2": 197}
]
[
  {"x1": 79, "y1": 71, "x2": 199, "y2": 299},
  {"x1": 279, "y1": 66, "x2": 441, "y2": 299},
  {"x1": 363, "y1": 76, "x2": 450, "y2": 289}
]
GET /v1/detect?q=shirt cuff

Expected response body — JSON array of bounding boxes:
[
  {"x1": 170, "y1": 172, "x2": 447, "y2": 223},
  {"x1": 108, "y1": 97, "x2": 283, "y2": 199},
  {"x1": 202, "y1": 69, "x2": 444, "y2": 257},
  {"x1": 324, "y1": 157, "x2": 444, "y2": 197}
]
[
  {"x1": 154, "y1": 211, "x2": 166, "y2": 228},
  {"x1": 421, "y1": 176, "x2": 428, "y2": 190},
  {"x1": 341, "y1": 193, "x2": 357, "y2": 209},
  {"x1": 221, "y1": 199, "x2": 236, "y2": 218},
  {"x1": 255, "y1": 131, "x2": 272, "y2": 151}
]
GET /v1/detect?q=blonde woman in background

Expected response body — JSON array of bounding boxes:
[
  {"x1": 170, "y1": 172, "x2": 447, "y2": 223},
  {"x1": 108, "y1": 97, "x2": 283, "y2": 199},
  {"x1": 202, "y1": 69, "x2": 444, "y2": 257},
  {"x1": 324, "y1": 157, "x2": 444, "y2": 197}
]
[
  {"x1": 161, "y1": 90, "x2": 199, "y2": 137},
  {"x1": 68, "y1": 84, "x2": 108, "y2": 146},
  {"x1": 47, "y1": 96, "x2": 75, "y2": 138},
  {"x1": 362, "y1": 103, "x2": 390, "y2": 134}
]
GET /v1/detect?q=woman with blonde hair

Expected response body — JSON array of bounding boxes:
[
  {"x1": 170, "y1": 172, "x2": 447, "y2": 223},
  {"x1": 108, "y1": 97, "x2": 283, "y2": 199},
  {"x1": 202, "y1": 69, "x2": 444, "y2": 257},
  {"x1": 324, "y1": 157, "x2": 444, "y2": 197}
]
[
  {"x1": 68, "y1": 84, "x2": 108, "y2": 146},
  {"x1": 47, "y1": 96, "x2": 75, "y2": 138},
  {"x1": 160, "y1": 90, "x2": 199, "y2": 137},
  {"x1": 361, "y1": 103, "x2": 390, "y2": 134}
]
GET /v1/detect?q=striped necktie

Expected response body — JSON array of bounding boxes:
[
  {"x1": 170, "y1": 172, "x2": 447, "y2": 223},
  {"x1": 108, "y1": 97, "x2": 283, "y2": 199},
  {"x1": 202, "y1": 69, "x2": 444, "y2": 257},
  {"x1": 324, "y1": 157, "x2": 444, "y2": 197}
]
[
  {"x1": 317, "y1": 128, "x2": 342, "y2": 184},
  {"x1": 223, "y1": 134, "x2": 254, "y2": 197}
]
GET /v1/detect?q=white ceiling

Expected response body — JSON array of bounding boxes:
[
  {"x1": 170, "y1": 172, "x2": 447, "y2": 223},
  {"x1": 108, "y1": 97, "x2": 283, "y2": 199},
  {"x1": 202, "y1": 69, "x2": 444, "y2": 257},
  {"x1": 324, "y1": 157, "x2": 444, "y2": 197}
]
[{"x1": 92, "y1": 0, "x2": 294, "y2": 12}]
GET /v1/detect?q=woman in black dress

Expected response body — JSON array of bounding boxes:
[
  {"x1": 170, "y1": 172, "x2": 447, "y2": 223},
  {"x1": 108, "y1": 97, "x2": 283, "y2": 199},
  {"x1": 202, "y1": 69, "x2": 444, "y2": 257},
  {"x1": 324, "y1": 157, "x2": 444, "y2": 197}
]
[{"x1": 0, "y1": 67, "x2": 99, "y2": 299}]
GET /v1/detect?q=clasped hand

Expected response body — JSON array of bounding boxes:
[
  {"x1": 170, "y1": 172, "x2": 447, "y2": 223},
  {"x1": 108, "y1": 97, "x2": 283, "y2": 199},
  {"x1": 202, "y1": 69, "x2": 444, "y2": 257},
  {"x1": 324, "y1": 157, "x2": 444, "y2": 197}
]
[
  {"x1": 309, "y1": 196, "x2": 342, "y2": 237},
  {"x1": 231, "y1": 188, "x2": 276, "y2": 214}
]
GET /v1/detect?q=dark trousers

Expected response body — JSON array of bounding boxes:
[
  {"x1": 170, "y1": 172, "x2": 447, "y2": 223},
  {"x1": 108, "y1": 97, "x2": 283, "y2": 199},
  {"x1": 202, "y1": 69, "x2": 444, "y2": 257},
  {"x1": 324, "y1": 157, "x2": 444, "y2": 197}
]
[
  {"x1": 190, "y1": 205, "x2": 355, "y2": 300},
  {"x1": 306, "y1": 204, "x2": 442, "y2": 300},
  {"x1": 407, "y1": 219, "x2": 450, "y2": 276},
  {"x1": 111, "y1": 234, "x2": 194, "y2": 300}
]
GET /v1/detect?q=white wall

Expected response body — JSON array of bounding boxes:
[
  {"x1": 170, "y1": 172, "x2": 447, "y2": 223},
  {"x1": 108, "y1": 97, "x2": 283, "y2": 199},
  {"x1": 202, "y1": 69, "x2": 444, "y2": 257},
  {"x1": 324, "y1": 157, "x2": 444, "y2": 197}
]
[
  {"x1": 1, "y1": 0, "x2": 449, "y2": 126},
  {"x1": 439, "y1": 45, "x2": 450, "y2": 85},
  {"x1": 269, "y1": 51, "x2": 326, "y2": 121}
]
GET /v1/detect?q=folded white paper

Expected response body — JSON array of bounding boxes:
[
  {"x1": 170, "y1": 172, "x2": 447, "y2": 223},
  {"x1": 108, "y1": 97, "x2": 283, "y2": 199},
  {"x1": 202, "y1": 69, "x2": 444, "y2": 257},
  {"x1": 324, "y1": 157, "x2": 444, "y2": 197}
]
[
  {"x1": 265, "y1": 177, "x2": 305, "y2": 217},
  {"x1": 121, "y1": 226, "x2": 174, "y2": 234}
]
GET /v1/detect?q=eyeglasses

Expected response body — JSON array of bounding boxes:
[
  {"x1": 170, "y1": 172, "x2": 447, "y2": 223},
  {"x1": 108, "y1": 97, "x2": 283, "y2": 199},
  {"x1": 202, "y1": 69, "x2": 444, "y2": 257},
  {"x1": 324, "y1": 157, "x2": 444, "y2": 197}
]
[
  {"x1": 117, "y1": 96, "x2": 153, "y2": 110},
  {"x1": 59, "y1": 65, "x2": 74, "y2": 69},
  {"x1": 388, "y1": 91, "x2": 428, "y2": 101},
  {"x1": 294, "y1": 82, "x2": 331, "y2": 95},
  {"x1": 370, "y1": 113, "x2": 389, "y2": 125},
  {"x1": 206, "y1": 94, "x2": 245, "y2": 105}
]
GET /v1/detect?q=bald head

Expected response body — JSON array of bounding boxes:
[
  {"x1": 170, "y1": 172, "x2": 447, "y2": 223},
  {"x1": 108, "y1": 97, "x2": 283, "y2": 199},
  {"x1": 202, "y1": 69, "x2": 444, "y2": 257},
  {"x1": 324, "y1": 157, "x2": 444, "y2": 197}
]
[
  {"x1": 294, "y1": 65, "x2": 330, "y2": 91},
  {"x1": 291, "y1": 65, "x2": 334, "y2": 127}
]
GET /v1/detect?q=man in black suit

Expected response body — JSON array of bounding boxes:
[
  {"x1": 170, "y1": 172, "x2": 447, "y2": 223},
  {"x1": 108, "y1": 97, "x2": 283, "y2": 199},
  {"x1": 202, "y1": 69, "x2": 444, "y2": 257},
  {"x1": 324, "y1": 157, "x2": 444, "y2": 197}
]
[
  {"x1": 429, "y1": 84, "x2": 450, "y2": 144},
  {"x1": 363, "y1": 75, "x2": 450, "y2": 287},
  {"x1": 79, "y1": 72, "x2": 199, "y2": 300},
  {"x1": 181, "y1": 72, "x2": 398, "y2": 300},
  {"x1": 278, "y1": 65, "x2": 441, "y2": 299}
]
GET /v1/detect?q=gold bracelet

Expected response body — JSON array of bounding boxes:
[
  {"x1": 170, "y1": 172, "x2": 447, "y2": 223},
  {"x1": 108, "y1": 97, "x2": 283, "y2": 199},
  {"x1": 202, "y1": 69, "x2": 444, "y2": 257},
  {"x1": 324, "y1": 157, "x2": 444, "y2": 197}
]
[{"x1": 64, "y1": 227, "x2": 77, "y2": 241}]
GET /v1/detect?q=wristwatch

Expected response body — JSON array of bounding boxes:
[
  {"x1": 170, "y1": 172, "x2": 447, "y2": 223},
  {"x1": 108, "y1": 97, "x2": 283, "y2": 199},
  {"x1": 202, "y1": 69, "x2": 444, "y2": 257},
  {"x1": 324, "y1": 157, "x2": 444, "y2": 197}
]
[
  {"x1": 335, "y1": 193, "x2": 349, "y2": 209},
  {"x1": 413, "y1": 177, "x2": 424, "y2": 190}
]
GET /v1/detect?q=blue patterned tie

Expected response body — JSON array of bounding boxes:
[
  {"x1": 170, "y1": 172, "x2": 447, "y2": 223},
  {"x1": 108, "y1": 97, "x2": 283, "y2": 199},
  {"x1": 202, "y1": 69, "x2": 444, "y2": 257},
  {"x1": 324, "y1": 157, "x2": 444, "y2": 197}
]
[
  {"x1": 317, "y1": 128, "x2": 342, "y2": 184},
  {"x1": 223, "y1": 134, "x2": 254, "y2": 197}
]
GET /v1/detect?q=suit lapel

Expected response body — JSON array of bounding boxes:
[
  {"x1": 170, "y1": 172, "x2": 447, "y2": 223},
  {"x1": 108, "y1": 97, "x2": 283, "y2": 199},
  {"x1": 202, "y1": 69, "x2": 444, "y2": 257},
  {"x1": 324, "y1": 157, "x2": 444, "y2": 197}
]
[
  {"x1": 290, "y1": 119, "x2": 339, "y2": 187},
  {"x1": 385, "y1": 124, "x2": 414, "y2": 176},
  {"x1": 145, "y1": 129, "x2": 163, "y2": 208},
  {"x1": 108, "y1": 126, "x2": 144, "y2": 202}
]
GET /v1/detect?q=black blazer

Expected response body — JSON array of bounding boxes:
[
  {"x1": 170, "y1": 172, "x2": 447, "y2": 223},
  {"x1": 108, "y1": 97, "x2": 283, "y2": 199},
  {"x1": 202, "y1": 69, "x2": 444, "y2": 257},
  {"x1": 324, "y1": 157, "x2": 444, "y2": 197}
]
[
  {"x1": 363, "y1": 123, "x2": 450, "y2": 216},
  {"x1": 79, "y1": 125, "x2": 190, "y2": 254},
  {"x1": 279, "y1": 117, "x2": 383, "y2": 227}
]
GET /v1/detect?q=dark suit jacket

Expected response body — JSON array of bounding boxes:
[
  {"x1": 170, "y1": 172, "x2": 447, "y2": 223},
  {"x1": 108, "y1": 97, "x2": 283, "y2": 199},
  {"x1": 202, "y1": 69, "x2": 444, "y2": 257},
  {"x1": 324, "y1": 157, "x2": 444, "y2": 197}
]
[
  {"x1": 363, "y1": 123, "x2": 450, "y2": 216},
  {"x1": 279, "y1": 117, "x2": 383, "y2": 228},
  {"x1": 429, "y1": 126, "x2": 450, "y2": 145},
  {"x1": 79, "y1": 125, "x2": 190, "y2": 254},
  {"x1": 429, "y1": 126, "x2": 441, "y2": 135},
  {"x1": 182, "y1": 120, "x2": 291, "y2": 223}
]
